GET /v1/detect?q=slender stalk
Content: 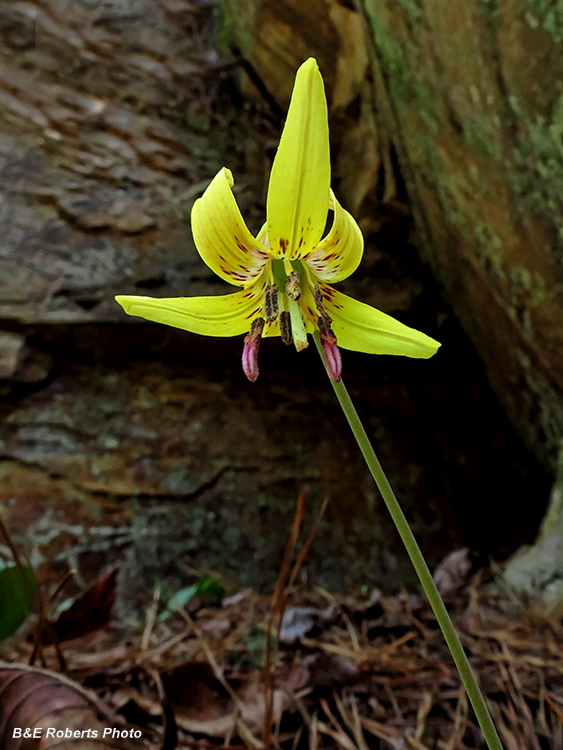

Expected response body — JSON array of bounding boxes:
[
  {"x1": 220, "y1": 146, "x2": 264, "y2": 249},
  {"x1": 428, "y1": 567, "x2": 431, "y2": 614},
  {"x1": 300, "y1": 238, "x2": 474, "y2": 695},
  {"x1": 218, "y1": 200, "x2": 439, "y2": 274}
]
[{"x1": 314, "y1": 333, "x2": 503, "y2": 750}]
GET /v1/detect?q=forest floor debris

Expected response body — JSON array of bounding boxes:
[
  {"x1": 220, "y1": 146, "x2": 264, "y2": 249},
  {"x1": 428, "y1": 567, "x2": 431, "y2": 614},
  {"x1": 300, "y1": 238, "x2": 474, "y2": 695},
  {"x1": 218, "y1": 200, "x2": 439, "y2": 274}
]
[{"x1": 2, "y1": 555, "x2": 563, "y2": 749}]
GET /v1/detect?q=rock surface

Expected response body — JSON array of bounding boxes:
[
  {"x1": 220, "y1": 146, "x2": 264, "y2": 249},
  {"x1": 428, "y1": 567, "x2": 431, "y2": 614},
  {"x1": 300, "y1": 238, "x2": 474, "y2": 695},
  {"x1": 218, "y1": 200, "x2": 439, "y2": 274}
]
[
  {"x1": 0, "y1": 324, "x2": 550, "y2": 614},
  {"x1": 0, "y1": 0, "x2": 226, "y2": 324}
]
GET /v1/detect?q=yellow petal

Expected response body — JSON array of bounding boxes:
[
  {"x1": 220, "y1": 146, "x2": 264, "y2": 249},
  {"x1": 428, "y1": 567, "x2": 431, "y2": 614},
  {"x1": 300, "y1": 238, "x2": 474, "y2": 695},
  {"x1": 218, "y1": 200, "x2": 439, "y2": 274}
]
[
  {"x1": 115, "y1": 286, "x2": 265, "y2": 337},
  {"x1": 305, "y1": 190, "x2": 364, "y2": 282},
  {"x1": 192, "y1": 168, "x2": 269, "y2": 287},
  {"x1": 266, "y1": 58, "x2": 330, "y2": 260},
  {"x1": 321, "y1": 286, "x2": 441, "y2": 357},
  {"x1": 256, "y1": 221, "x2": 268, "y2": 246}
]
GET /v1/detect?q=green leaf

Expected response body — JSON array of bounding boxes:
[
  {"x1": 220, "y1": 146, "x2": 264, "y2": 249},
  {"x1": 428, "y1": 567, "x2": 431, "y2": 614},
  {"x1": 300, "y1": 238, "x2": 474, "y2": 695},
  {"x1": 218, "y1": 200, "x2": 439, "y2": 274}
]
[
  {"x1": 193, "y1": 576, "x2": 225, "y2": 601},
  {"x1": 162, "y1": 585, "x2": 197, "y2": 619},
  {"x1": 160, "y1": 576, "x2": 225, "y2": 621},
  {"x1": 0, "y1": 564, "x2": 37, "y2": 642}
]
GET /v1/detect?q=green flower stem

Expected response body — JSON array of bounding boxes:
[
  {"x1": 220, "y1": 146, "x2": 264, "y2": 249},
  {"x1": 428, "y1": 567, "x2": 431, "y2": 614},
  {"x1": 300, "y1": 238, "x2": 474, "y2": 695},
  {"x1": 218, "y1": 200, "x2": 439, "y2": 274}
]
[{"x1": 314, "y1": 333, "x2": 503, "y2": 750}]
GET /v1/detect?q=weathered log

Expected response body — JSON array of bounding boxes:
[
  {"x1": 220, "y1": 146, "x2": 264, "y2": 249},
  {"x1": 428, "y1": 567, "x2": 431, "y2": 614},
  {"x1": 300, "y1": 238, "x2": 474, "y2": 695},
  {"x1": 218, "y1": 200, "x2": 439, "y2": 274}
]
[{"x1": 219, "y1": 0, "x2": 563, "y2": 475}]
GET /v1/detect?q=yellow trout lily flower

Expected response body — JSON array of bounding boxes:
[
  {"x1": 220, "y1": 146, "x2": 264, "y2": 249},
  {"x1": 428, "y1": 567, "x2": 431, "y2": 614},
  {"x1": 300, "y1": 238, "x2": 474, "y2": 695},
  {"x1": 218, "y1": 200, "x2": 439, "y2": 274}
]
[{"x1": 116, "y1": 58, "x2": 440, "y2": 381}]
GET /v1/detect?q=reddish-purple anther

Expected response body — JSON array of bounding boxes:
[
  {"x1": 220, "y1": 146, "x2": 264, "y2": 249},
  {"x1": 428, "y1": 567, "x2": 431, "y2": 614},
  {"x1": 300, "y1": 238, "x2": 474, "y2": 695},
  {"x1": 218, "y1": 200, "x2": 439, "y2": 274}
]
[
  {"x1": 242, "y1": 317, "x2": 265, "y2": 382},
  {"x1": 317, "y1": 314, "x2": 341, "y2": 381},
  {"x1": 322, "y1": 336, "x2": 342, "y2": 382}
]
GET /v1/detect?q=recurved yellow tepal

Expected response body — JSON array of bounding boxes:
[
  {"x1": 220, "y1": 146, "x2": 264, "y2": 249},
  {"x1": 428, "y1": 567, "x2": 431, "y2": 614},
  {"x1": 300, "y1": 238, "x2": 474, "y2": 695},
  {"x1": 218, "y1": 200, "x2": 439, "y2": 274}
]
[{"x1": 116, "y1": 58, "x2": 440, "y2": 381}]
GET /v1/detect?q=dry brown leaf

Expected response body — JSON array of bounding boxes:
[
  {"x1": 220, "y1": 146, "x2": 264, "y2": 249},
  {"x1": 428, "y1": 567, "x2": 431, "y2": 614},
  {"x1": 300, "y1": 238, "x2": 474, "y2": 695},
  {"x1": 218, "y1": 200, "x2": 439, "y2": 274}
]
[
  {"x1": 0, "y1": 662, "x2": 147, "y2": 749},
  {"x1": 46, "y1": 568, "x2": 118, "y2": 644},
  {"x1": 433, "y1": 548, "x2": 474, "y2": 596},
  {"x1": 162, "y1": 661, "x2": 287, "y2": 738},
  {"x1": 305, "y1": 652, "x2": 359, "y2": 688}
]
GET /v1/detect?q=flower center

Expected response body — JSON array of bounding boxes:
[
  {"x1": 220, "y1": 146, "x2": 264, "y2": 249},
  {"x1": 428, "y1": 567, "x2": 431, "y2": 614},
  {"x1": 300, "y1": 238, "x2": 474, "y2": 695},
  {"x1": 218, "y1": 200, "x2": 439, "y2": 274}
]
[
  {"x1": 270, "y1": 259, "x2": 307, "y2": 352},
  {"x1": 241, "y1": 259, "x2": 342, "y2": 383}
]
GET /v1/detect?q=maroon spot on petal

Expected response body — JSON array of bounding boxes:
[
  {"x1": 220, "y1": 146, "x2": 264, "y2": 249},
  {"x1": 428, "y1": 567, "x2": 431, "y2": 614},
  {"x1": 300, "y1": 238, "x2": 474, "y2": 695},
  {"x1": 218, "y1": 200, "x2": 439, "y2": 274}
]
[
  {"x1": 280, "y1": 237, "x2": 289, "y2": 253},
  {"x1": 298, "y1": 237, "x2": 304, "y2": 248}
]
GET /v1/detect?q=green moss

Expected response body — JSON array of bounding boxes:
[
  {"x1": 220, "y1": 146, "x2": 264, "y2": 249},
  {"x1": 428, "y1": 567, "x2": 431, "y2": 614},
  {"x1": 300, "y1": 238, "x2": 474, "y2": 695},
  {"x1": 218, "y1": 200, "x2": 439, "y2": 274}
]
[
  {"x1": 510, "y1": 99, "x2": 563, "y2": 242},
  {"x1": 524, "y1": 0, "x2": 563, "y2": 44},
  {"x1": 431, "y1": 167, "x2": 472, "y2": 233},
  {"x1": 363, "y1": 4, "x2": 439, "y2": 138},
  {"x1": 217, "y1": 0, "x2": 260, "y2": 56},
  {"x1": 480, "y1": 0, "x2": 500, "y2": 18},
  {"x1": 462, "y1": 114, "x2": 504, "y2": 160},
  {"x1": 396, "y1": 0, "x2": 421, "y2": 19},
  {"x1": 507, "y1": 265, "x2": 549, "y2": 308},
  {"x1": 371, "y1": 24, "x2": 415, "y2": 101},
  {"x1": 508, "y1": 94, "x2": 526, "y2": 117},
  {"x1": 475, "y1": 220, "x2": 503, "y2": 261}
]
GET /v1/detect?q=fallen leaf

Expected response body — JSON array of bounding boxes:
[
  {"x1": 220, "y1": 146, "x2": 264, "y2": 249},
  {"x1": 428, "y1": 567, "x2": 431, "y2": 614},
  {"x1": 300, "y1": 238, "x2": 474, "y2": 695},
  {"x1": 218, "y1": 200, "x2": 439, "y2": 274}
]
[
  {"x1": 162, "y1": 662, "x2": 287, "y2": 738},
  {"x1": 304, "y1": 652, "x2": 360, "y2": 688},
  {"x1": 162, "y1": 661, "x2": 234, "y2": 737},
  {"x1": 0, "y1": 662, "x2": 147, "y2": 749},
  {"x1": 222, "y1": 589, "x2": 252, "y2": 608},
  {"x1": 279, "y1": 605, "x2": 334, "y2": 645},
  {"x1": 46, "y1": 567, "x2": 118, "y2": 643},
  {"x1": 433, "y1": 548, "x2": 474, "y2": 596}
]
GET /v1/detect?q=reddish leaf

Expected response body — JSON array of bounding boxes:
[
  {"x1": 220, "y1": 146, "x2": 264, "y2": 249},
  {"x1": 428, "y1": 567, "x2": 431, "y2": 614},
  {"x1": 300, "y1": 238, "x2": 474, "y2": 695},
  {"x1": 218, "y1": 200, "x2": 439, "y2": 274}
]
[{"x1": 47, "y1": 568, "x2": 118, "y2": 644}]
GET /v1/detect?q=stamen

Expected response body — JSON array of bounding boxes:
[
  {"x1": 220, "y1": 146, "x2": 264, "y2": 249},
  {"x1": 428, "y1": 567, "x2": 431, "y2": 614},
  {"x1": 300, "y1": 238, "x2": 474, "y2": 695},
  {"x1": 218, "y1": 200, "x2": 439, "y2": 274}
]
[
  {"x1": 286, "y1": 270, "x2": 301, "y2": 301},
  {"x1": 317, "y1": 317, "x2": 341, "y2": 381},
  {"x1": 264, "y1": 284, "x2": 279, "y2": 322},
  {"x1": 242, "y1": 317, "x2": 265, "y2": 382},
  {"x1": 322, "y1": 337, "x2": 342, "y2": 382},
  {"x1": 317, "y1": 316, "x2": 336, "y2": 344},
  {"x1": 314, "y1": 284, "x2": 332, "y2": 324},
  {"x1": 280, "y1": 311, "x2": 292, "y2": 346}
]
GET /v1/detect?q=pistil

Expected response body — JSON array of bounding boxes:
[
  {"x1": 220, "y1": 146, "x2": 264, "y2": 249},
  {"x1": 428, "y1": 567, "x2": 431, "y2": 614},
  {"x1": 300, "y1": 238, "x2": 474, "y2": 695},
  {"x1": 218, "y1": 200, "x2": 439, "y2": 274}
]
[
  {"x1": 286, "y1": 271, "x2": 301, "y2": 300},
  {"x1": 288, "y1": 297, "x2": 308, "y2": 351}
]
